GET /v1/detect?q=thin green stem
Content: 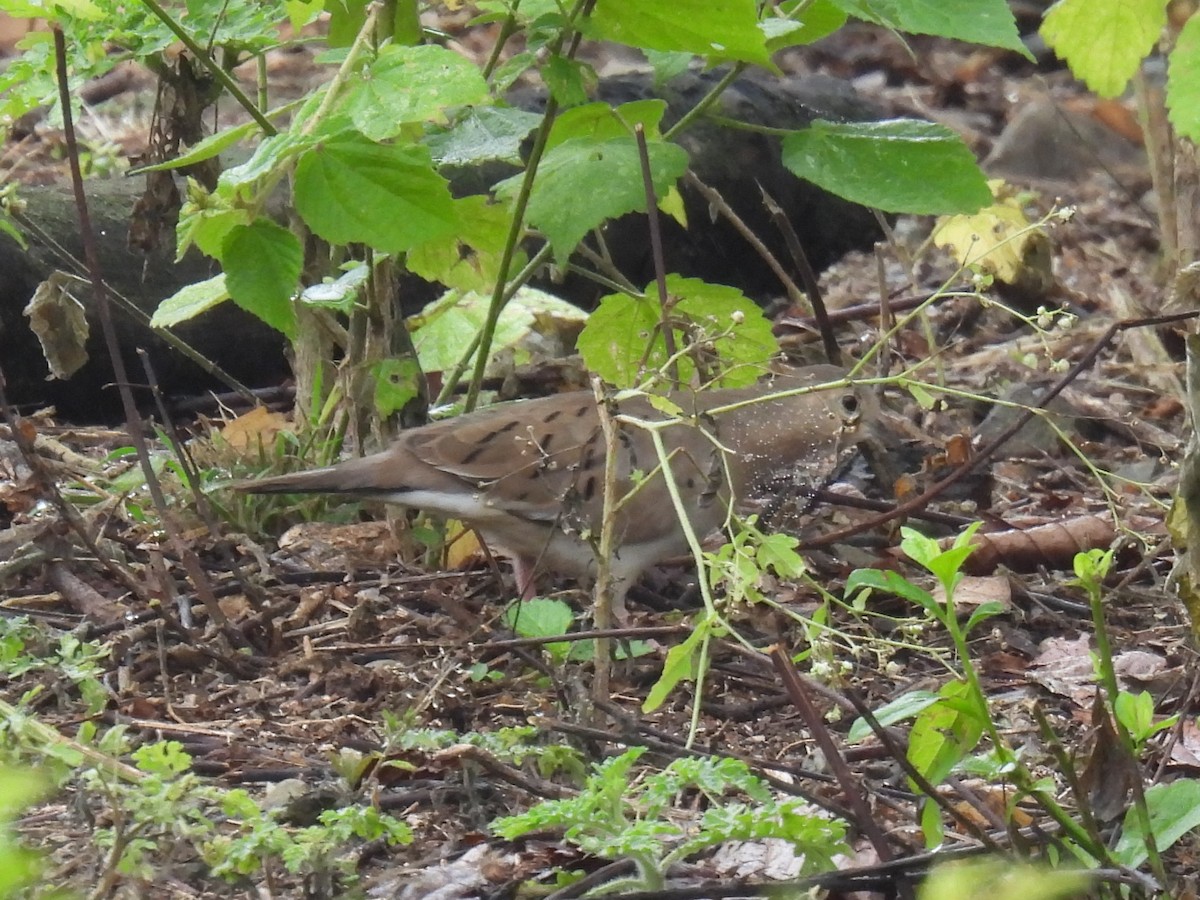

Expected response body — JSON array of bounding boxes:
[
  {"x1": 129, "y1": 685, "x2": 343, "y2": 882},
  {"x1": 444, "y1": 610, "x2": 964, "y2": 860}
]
[
  {"x1": 464, "y1": 0, "x2": 594, "y2": 410},
  {"x1": 663, "y1": 63, "x2": 746, "y2": 141},
  {"x1": 137, "y1": 0, "x2": 275, "y2": 134},
  {"x1": 435, "y1": 242, "x2": 554, "y2": 407}
]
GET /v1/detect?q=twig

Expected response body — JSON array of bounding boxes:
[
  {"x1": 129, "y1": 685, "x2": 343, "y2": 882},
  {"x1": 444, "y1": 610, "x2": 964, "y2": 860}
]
[
  {"x1": 759, "y1": 183, "x2": 839, "y2": 363},
  {"x1": 634, "y1": 123, "x2": 679, "y2": 386},
  {"x1": 52, "y1": 27, "x2": 243, "y2": 647},
  {"x1": 684, "y1": 171, "x2": 805, "y2": 305}
]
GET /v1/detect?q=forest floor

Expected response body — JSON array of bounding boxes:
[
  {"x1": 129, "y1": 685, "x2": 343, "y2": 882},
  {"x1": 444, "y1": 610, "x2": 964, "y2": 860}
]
[{"x1": 1, "y1": 11, "x2": 1197, "y2": 900}]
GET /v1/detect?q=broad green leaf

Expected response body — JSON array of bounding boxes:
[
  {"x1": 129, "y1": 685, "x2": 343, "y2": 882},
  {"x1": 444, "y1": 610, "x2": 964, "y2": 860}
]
[
  {"x1": 407, "y1": 196, "x2": 525, "y2": 292},
  {"x1": 908, "y1": 680, "x2": 985, "y2": 788},
  {"x1": 221, "y1": 219, "x2": 301, "y2": 338},
  {"x1": 52, "y1": 0, "x2": 102, "y2": 18},
  {"x1": 0, "y1": 767, "x2": 50, "y2": 817},
  {"x1": 284, "y1": 0, "x2": 322, "y2": 30},
  {"x1": 294, "y1": 133, "x2": 459, "y2": 254},
  {"x1": 219, "y1": 131, "x2": 310, "y2": 187},
  {"x1": 542, "y1": 55, "x2": 594, "y2": 107},
  {"x1": 409, "y1": 286, "x2": 586, "y2": 376},
  {"x1": 764, "y1": 0, "x2": 847, "y2": 50},
  {"x1": 343, "y1": 44, "x2": 489, "y2": 141},
  {"x1": 372, "y1": 357, "x2": 422, "y2": 418},
  {"x1": 327, "y1": 0, "x2": 370, "y2": 47},
  {"x1": 425, "y1": 106, "x2": 543, "y2": 166},
  {"x1": 588, "y1": 0, "x2": 771, "y2": 67},
  {"x1": 1041, "y1": 0, "x2": 1167, "y2": 98},
  {"x1": 504, "y1": 597, "x2": 575, "y2": 640},
  {"x1": 495, "y1": 136, "x2": 687, "y2": 263},
  {"x1": 546, "y1": 100, "x2": 668, "y2": 149},
  {"x1": 150, "y1": 274, "x2": 229, "y2": 328},
  {"x1": 0, "y1": 767, "x2": 48, "y2": 894},
  {"x1": 1168, "y1": 13, "x2": 1200, "y2": 142},
  {"x1": 832, "y1": 0, "x2": 1028, "y2": 56},
  {"x1": 782, "y1": 119, "x2": 991, "y2": 215},
  {"x1": 577, "y1": 275, "x2": 776, "y2": 387},
  {"x1": 644, "y1": 50, "x2": 694, "y2": 84},
  {"x1": 755, "y1": 533, "x2": 805, "y2": 579},
  {"x1": 1114, "y1": 779, "x2": 1200, "y2": 868},
  {"x1": 847, "y1": 690, "x2": 940, "y2": 743},
  {"x1": 491, "y1": 51, "x2": 538, "y2": 93}
]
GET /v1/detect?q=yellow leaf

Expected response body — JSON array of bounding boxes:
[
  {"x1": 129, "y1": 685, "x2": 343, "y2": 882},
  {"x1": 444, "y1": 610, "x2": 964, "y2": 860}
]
[{"x1": 932, "y1": 182, "x2": 1051, "y2": 288}]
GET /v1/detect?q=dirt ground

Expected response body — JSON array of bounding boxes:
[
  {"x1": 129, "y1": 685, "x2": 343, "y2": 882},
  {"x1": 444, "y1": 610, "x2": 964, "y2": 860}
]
[{"x1": 2, "y1": 10, "x2": 1198, "y2": 899}]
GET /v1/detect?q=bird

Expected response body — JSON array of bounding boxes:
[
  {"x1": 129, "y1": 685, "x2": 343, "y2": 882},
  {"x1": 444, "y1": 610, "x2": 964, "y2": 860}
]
[{"x1": 233, "y1": 364, "x2": 874, "y2": 618}]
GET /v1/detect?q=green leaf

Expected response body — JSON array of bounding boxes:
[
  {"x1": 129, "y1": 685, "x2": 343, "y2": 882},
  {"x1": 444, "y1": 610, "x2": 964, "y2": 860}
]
[
  {"x1": 782, "y1": 119, "x2": 991, "y2": 215},
  {"x1": 219, "y1": 131, "x2": 310, "y2": 187},
  {"x1": 644, "y1": 49, "x2": 694, "y2": 84},
  {"x1": 407, "y1": 196, "x2": 524, "y2": 292},
  {"x1": 133, "y1": 120, "x2": 259, "y2": 173},
  {"x1": 764, "y1": 0, "x2": 847, "y2": 50},
  {"x1": 844, "y1": 567, "x2": 936, "y2": 612},
  {"x1": 1114, "y1": 690, "x2": 1154, "y2": 738},
  {"x1": 920, "y1": 859, "x2": 1089, "y2": 900},
  {"x1": 1114, "y1": 779, "x2": 1200, "y2": 868},
  {"x1": 150, "y1": 274, "x2": 230, "y2": 328},
  {"x1": 0, "y1": 215, "x2": 25, "y2": 248},
  {"x1": 588, "y1": 0, "x2": 772, "y2": 66},
  {"x1": 425, "y1": 106, "x2": 543, "y2": 166},
  {"x1": 409, "y1": 286, "x2": 586, "y2": 376},
  {"x1": 496, "y1": 134, "x2": 687, "y2": 263},
  {"x1": 294, "y1": 132, "x2": 459, "y2": 254},
  {"x1": 503, "y1": 597, "x2": 580, "y2": 661},
  {"x1": 284, "y1": 0, "x2": 323, "y2": 30},
  {"x1": 0, "y1": 767, "x2": 47, "y2": 894},
  {"x1": 177, "y1": 183, "x2": 253, "y2": 260},
  {"x1": 546, "y1": 100, "x2": 668, "y2": 148},
  {"x1": 577, "y1": 275, "x2": 775, "y2": 386},
  {"x1": 0, "y1": 767, "x2": 49, "y2": 818},
  {"x1": 644, "y1": 614, "x2": 712, "y2": 712},
  {"x1": 371, "y1": 357, "x2": 422, "y2": 418},
  {"x1": 908, "y1": 679, "x2": 985, "y2": 788},
  {"x1": 756, "y1": 533, "x2": 805, "y2": 579},
  {"x1": 543, "y1": 56, "x2": 594, "y2": 107},
  {"x1": 327, "y1": 0, "x2": 369, "y2": 47},
  {"x1": 221, "y1": 219, "x2": 301, "y2": 338},
  {"x1": 963, "y1": 600, "x2": 1007, "y2": 634},
  {"x1": 832, "y1": 0, "x2": 1028, "y2": 55},
  {"x1": 903, "y1": 522, "x2": 981, "y2": 596},
  {"x1": 847, "y1": 690, "x2": 941, "y2": 743},
  {"x1": 1040, "y1": 0, "x2": 1166, "y2": 98},
  {"x1": 52, "y1": 0, "x2": 102, "y2": 19},
  {"x1": 1168, "y1": 13, "x2": 1200, "y2": 142},
  {"x1": 343, "y1": 44, "x2": 489, "y2": 141}
]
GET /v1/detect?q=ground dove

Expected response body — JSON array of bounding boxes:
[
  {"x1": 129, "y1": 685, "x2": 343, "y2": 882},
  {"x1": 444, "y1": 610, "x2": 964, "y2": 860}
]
[{"x1": 235, "y1": 364, "x2": 873, "y2": 615}]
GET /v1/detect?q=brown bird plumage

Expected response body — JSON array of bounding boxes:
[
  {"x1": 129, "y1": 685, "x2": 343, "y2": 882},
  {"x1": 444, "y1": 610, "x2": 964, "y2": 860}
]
[{"x1": 235, "y1": 364, "x2": 872, "y2": 615}]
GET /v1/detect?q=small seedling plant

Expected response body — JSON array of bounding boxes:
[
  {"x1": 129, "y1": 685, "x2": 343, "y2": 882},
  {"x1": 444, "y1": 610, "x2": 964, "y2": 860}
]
[
  {"x1": 844, "y1": 530, "x2": 1200, "y2": 888},
  {"x1": 492, "y1": 747, "x2": 847, "y2": 894}
]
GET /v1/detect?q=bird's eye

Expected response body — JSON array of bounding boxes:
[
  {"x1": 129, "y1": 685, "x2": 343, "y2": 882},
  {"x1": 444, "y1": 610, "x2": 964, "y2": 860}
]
[{"x1": 840, "y1": 393, "x2": 860, "y2": 420}]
